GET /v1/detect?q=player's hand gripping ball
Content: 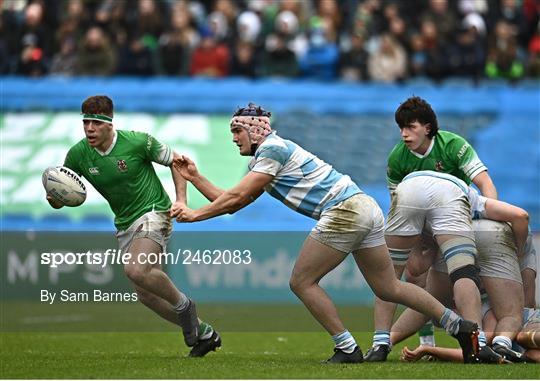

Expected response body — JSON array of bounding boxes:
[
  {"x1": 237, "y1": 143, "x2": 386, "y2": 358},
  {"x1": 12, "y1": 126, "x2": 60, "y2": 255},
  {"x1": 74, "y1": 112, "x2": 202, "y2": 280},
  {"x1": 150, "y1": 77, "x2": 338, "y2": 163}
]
[{"x1": 42, "y1": 166, "x2": 86, "y2": 207}]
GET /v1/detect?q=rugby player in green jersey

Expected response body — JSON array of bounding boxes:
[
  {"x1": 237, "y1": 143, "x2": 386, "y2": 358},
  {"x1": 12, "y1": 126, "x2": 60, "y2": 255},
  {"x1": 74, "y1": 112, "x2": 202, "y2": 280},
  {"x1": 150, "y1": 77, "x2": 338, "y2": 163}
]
[
  {"x1": 45, "y1": 95, "x2": 220, "y2": 357},
  {"x1": 366, "y1": 96, "x2": 499, "y2": 362}
]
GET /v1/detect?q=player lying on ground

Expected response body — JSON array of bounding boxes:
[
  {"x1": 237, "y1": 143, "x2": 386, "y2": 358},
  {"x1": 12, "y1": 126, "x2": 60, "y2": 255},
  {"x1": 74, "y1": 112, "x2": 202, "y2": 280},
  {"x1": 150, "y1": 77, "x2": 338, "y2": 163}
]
[
  {"x1": 45, "y1": 95, "x2": 220, "y2": 357},
  {"x1": 391, "y1": 219, "x2": 533, "y2": 363},
  {"x1": 171, "y1": 102, "x2": 480, "y2": 364},
  {"x1": 401, "y1": 302, "x2": 540, "y2": 363},
  {"x1": 368, "y1": 96, "x2": 498, "y2": 362}
]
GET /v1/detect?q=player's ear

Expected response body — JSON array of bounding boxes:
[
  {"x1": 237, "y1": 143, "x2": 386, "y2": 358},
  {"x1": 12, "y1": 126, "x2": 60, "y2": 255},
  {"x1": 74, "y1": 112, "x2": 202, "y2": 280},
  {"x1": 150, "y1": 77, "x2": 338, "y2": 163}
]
[{"x1": 424, "y1": 123, "x2": 431, "y2": 136}]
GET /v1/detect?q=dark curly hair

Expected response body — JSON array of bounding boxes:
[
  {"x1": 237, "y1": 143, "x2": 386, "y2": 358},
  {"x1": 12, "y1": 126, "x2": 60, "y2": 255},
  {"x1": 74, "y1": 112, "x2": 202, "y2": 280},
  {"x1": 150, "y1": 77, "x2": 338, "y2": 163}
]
[
  {"x1": 395, "y1": 96, "x2": 438, "y2": 138},
  {"x1": 81, "y1": 95, "x2": 114, "y2": 118}
]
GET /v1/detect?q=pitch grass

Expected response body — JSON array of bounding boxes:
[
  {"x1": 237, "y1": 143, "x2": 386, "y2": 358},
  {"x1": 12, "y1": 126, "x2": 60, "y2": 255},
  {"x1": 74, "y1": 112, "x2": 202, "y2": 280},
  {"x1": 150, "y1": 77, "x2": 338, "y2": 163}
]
[{"x1": 1, "y1": 303, "x2": 539, "y2": 379}]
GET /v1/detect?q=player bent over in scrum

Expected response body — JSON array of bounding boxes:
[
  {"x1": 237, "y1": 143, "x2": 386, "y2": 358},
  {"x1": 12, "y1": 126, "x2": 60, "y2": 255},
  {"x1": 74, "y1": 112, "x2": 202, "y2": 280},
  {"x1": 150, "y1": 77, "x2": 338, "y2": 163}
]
[
  {"x1": 369, "y1": 171, "x2": 503, "y2": 363},
  {"x1": 45, "y1": 95, "x2": 219, "y2": 357},
  {"x1": 393, "y1": 219, "x2": 531, "y2": 363},
  {"x1": 172, "y1": 103, "x2": 480, "y2": 363}
]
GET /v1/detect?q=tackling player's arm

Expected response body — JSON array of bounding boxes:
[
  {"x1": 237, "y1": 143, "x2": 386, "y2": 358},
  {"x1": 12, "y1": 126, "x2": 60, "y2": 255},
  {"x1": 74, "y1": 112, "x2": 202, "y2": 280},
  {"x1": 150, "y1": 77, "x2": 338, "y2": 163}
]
[
  {"x1": 174, "y1": 171, "x2": 273, "y2": 222},
  {"x1": 483, "y1": 198, "x2": 529, "y2": 256},
  {"x1": 169, "y1": 151, "x2": 188, "y2": 217},
  {"x1": 173, "y1": 155, "x2": 225, "y2": 202},
  {"x1": 472, "y1": 171, "x2": 497, "y2": 199}
]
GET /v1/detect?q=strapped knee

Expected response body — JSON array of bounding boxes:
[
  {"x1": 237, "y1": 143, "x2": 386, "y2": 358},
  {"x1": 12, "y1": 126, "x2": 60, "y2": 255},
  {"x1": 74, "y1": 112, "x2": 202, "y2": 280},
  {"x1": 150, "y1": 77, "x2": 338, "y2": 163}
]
[
  {"x1": 449, "y1": 264, "x2": 481, "y2": 289},
  {"x1": 388, "y1": 248, "x2": 411, "y2": 266},
  {"x1": 439, "y1": 237, "x2": 477, "y2": 273}
]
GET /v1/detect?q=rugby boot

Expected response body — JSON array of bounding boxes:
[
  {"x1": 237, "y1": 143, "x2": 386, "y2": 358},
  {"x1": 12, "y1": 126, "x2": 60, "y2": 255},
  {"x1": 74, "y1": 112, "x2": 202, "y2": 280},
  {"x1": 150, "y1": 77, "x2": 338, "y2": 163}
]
[
  {"x1": 324, "y1": 346, "x2": 364, "y2": 364},
  {"x1": 492, "y1": 344, "x2": 528, "y2": 363},
  {"x1": 189, "y1": 330, "x2": 222, "y2": 357},
  {"x1": 477, "y1": 345, "x2": 510, "y2": 364},
  {"x1": 363, "y1": 344, "x2": 390, "y2": 362},
  {"x1": 451, "y1": 320, "x2": 480, "y2": 363}
]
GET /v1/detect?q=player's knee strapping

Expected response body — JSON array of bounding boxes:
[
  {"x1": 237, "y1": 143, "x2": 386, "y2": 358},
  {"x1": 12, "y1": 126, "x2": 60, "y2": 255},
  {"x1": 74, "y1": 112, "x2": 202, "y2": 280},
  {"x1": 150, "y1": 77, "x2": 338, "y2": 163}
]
[
  {"x1": 388, "y1": 248, "x2": 411, "y2": 266},
  {"x1": 449, "y1": 264, "x2": 481, "y2": 289},
  {"x1": 439, "y1": 237, "x2": 477, "y2": 273}
]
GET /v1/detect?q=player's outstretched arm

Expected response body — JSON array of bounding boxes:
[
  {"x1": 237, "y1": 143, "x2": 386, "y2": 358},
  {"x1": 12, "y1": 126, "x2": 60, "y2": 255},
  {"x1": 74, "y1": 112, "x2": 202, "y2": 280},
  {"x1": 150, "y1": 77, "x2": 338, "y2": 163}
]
[
  {"x1": 170, "y1": 152, "x2": 188, "y2": 217},
  {"x1": 46, "y1": 195, "x2": 64, "y2": 209},
  {"x1": 484, "y1": 198, "x2": 529, "y2": 256},
  {"x1": 173, "y1": 154, "x2": 224, "y2": 202},
  {"x1": 401, "y1": 345, "x2": 463, "y2": 363},
  {"x1": 175, "y1": 171, "x2": 273, "y2": 222},
  {"x1": 472, "y1": 171, "x2": 498, "y2": 199}
]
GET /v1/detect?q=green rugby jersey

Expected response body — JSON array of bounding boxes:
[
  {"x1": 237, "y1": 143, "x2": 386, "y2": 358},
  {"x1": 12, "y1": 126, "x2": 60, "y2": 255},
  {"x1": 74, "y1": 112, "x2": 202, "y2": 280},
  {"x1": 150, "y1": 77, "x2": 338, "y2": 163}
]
[
  {"x1": 386, "y1": 130, "x2": 487, "y2": 191},
  {"x1": 64, "y1": 130, "x2": 173, "y2": 230}
]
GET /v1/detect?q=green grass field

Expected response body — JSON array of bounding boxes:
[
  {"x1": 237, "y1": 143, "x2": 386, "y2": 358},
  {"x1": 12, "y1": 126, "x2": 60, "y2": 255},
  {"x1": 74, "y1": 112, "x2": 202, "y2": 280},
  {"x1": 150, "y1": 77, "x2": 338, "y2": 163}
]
[{"x1": 1, "y1": 302, "x2": 538, "y2": 379}]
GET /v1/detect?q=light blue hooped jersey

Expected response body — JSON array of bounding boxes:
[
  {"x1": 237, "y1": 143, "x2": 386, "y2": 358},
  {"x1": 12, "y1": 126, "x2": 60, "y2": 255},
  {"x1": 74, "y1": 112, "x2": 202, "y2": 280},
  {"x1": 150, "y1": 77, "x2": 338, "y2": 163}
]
[{"x1": 248, "y1": 133, "x2": 362, "y2": 219}]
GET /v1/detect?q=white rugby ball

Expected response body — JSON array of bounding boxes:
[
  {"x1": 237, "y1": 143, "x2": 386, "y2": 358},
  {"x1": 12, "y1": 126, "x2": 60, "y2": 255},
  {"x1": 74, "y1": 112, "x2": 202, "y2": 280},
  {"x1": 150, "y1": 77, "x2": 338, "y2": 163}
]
[{"x1": 42, "y1": 166, "x2": 87, "y2": 207}]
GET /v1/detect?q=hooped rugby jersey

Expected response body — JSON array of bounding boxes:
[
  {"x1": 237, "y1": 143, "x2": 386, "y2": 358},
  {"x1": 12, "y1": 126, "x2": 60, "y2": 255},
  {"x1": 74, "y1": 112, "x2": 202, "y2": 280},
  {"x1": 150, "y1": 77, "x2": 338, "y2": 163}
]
[
  {"x1": 64, "y1": 130, "x2": 173, "y2": 230},
  {"x1": 387, "y1": 130, "x2": 487, "y2": 192},
  {"x1": 248, "y1": 133, "x2": 362, "y2": 219}
]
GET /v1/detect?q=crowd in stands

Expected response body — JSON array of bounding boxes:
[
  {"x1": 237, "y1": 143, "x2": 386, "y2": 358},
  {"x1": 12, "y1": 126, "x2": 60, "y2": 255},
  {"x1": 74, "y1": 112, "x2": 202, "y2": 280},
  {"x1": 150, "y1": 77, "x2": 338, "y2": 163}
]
[{"x1": 1, "y1": 0, "x2": 539, "y2": 82}]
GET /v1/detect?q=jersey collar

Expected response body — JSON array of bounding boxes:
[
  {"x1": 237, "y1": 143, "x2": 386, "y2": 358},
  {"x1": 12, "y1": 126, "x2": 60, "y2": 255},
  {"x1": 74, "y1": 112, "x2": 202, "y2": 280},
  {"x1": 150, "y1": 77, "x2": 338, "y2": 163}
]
[
  {"x1": 94, "y1": 130, "x2": 117, "y2": 156},
  {"x1": 410, "y1": 137, "x2": 435, "y2": 159}
]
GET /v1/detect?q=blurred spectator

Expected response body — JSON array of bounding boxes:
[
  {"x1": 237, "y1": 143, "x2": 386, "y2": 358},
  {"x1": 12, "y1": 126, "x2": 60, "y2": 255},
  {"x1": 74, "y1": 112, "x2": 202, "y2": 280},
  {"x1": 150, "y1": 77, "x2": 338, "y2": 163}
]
[
  {"x1": 230, "y1": 40, "x2": 257, "y2": 78},
  {"x1": 420, "y1": 0, "x2": 456, "y2": 45},
  {"x1": 158, "y1": 1, "x2": 199, "y2": 75},
  {"x1": 367, "y1": 33, "x2": 407, "y2": 82},
  {"x1": 419, "y1": 19, "x2": 445, "y2": 81},
  {"x1": 408, "y1": 33, "x2": 427, "y2": 77},
  {"x1": 14, "y1": 2, "x2": 52, "y2": 75},
  {"x1": 446, "y1": 24, "x2": 485, "y2": 82},
  {"x1": 485, "y1": 20, "x2": 524, "y2": 81},
  {"x1": 117, "y1": 35, "x2": 155, "y2": 76},
  {"x1": 236, "y1": 11, "x2": 262, "y2": 45},
  {"x1": 527, "y1": 21, "x2": 540, "y2": 77},
  {"x1": 189, "y1": 28, "x2": 230, "y2": 77},
  {"x1": 299, "y1": 20, "x2": 339, "y2": 80},
  {"x1": 259, "y1": 33, "x2": 299, "y2": 77},
  {"x1": 49, "y1": 36, "x2": 78, "y2": 76},
  {"x1": 274, "y1": 10, "x2": 308, "y2": 60},
  {"x1": 338, "y1": 32, "x2": 369, "y2": 81},
  {"x1": 76, "y1": 26, "x2": 117, "y2": 76}
]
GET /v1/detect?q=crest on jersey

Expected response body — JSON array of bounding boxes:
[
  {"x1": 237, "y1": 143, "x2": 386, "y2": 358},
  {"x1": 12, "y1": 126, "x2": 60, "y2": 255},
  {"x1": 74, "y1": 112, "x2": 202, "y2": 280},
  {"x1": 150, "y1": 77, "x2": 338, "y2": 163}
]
[
  {"x1": 435, "y1": 161, "x2": 444, "y2": 171},
  {"x1": 89, "y1": 167, "x2": 100, "y2": 175},
  {"x1": 117, "y1": 160, "x2": 128, "y2": 172}
]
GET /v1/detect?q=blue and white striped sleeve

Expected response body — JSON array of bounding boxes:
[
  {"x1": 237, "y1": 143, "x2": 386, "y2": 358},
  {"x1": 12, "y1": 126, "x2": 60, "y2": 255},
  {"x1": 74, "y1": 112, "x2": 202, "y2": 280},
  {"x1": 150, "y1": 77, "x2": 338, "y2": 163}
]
[{"x1": 250, "y1": 144, "x2": 289, "y2": 176}]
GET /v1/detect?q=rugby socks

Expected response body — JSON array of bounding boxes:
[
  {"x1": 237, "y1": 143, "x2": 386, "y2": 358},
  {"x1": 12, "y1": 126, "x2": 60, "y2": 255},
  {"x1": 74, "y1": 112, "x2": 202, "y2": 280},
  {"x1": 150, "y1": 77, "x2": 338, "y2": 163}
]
[
  {"x1": 372, "y1": 329, "x2": 391, "y2": 347},
  {"x1": 440, "y1": 308, "x2": 462, "y2": 336},
  {"x1": 418, "y1": 322, "x2": 436, "y2": 347},
  {"x1": 478, "y1": 330, "x2": 488, "y2": 347},
  {"x1": 199, "y1": 321, "x2": 214, "y2": 340},
  {"x1": 172, "y1": 292, "x2": 190, "y2": 313},
  {"x1": 332, "y1": 330, "x2": 357, "y2": 353},
  {"x1": 492, "y1": 335, "x2": 512, "y2": 349}
]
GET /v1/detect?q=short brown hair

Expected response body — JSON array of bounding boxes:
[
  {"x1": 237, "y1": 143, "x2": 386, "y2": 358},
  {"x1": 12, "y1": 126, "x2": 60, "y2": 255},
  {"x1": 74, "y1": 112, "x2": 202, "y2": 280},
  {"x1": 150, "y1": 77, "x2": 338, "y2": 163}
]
[{"x1": 81, "y1": 95, "x2": 114, "y2": 117}]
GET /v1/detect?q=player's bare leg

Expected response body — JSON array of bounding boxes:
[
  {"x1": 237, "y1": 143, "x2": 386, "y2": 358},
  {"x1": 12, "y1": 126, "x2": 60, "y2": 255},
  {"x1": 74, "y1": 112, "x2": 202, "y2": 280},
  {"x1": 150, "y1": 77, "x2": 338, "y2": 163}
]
[
  {"x1": 521, "y1": 268, "x2": 536, "y2": 308},
  {"x1": 289, "y1": 236, "x2": 363, "y2": 363},
  {"x1": 354, "y1": 244, "x2": 480, "y2": 363},
  {"x1": 124, "y1": 238, "x2": 215, "y2": 350},
  {"x1": 483, "y1": 277, "x2": 527, "y2": 361},
  {"x1": 364, "y1": 235, "x2": 419, "y2": 361}
]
